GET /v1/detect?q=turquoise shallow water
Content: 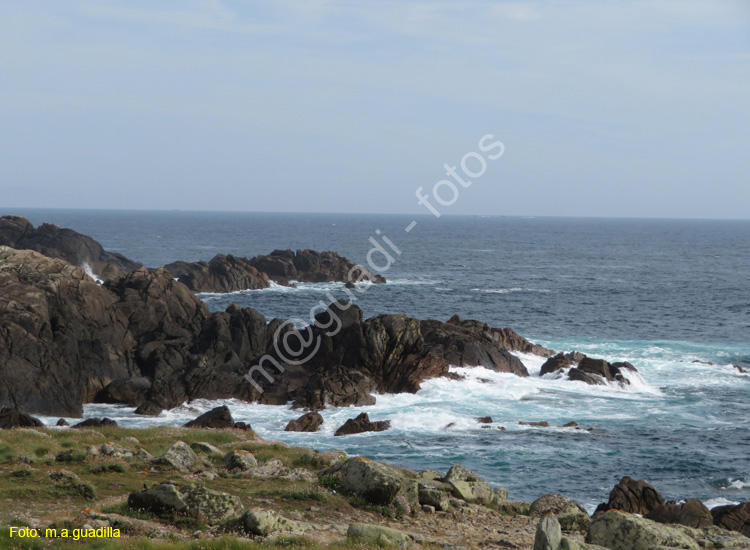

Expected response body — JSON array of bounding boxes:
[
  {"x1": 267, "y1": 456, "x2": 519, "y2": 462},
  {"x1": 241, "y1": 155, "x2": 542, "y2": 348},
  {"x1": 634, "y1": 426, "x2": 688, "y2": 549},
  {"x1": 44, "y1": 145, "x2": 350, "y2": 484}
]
[{"x1": 10, "y1": 209, "x2": 750, "y2": 511}]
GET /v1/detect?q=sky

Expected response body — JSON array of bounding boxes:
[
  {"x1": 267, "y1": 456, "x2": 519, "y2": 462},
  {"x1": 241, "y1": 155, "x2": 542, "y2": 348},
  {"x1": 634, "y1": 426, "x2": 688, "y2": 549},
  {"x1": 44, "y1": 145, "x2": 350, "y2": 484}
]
[{"x1": 1, "y1": 1, "x2": 749, "y2": 219}]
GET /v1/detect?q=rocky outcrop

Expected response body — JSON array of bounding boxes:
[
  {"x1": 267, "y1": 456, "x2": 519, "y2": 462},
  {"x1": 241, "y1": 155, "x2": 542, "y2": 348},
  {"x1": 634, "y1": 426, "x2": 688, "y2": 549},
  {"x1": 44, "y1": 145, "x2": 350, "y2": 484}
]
[
  {"x1": 530, "y1": 493, "x2": 590, "y2": 533},
  {"x1": 587, "y1": 510, "x2": 750, "y2": 550},
  {"x1": 444, "y1": 463, "x2": 508, "y2": 505},
  {"x1": 0, "y1": 215, "x2": 141, "y2": 281},
  {"x1": 645, "y1": 499, "x2": 714, "y2": 528},
  {"x1": 165, "y1": 255, "x2": 269, "y2": 293},
  {"x1": 594, "y1": 476, "x2": 665, "y2": 516},
  {"x1": 1, "y1": 235, "x2": 554, "y2": 416},
  {"x1": 0, "y1": 247, "x2": 138, "y2": 416},
  {"x1": 541, "y1": 352, "x2": 639, "y2": 387},
  {"x1": 447, "y1": 316, "x2": 555, "y2": 358},
  {"x1": 72, "y1": 418, "x2": 118, "y2": 428},
  {"x1": 165, "y1": 249, "x2": 386, "y2": 293},
  {"x1": 712, "y1": 502, "x2": 750, "y2": 538},
  {"x1": 323, "y1": 456, "x2": 420, "y2": 509},
  {"x1": 285, "y1": 412, "x2": 324, "y2": 432},
  {"x1": 247, "y1": 249, "x2": 386, "y2": 286},
  {"x1": 0, "y1": 408, "x2": 43, "y2": 428},
  {"x1": 335, "y1": 413, "x2": 391, "y2": 436}
]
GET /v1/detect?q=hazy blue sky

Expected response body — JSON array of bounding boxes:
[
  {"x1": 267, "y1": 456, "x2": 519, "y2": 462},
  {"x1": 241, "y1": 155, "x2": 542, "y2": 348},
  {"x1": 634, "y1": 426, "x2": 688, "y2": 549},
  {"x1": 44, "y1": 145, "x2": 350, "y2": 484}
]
[{"x1": 1, "y1": 1, "x2": 749, "y2": 218}]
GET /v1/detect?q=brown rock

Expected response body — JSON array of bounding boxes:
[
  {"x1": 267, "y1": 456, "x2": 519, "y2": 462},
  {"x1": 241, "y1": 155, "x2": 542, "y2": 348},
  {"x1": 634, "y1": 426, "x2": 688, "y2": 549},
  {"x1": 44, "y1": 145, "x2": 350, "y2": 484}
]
[
  {"x1": 285, "y1": 412, "x2": 324, "y2": 432},
  {"x1": 594, "y1": 476, "x2": 665, "y2": 516},
  {"x1": 645, "y1": 499, "x2": 713, "y2": 528},
  {"x1": 334, "y1": 413, "x2": 391, "y2": 436},
  {"x1": 712, "y1": 502, "x2": 750, "y2": 537}
]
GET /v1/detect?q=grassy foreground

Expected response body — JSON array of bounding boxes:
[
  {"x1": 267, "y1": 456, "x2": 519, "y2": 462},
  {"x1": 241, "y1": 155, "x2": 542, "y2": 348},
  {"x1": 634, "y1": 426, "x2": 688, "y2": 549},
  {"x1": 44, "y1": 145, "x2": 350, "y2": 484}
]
[{"x1": 0, "y1": 425, "x2": 392, "y2": 549}]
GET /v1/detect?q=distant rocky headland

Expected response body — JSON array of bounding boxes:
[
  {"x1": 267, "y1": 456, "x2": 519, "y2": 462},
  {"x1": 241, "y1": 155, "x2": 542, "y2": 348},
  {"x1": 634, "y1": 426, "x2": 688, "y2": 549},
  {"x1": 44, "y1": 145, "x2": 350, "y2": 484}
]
[{"x1": 0, "y1": 214, "x2": 643, "y2": 419}]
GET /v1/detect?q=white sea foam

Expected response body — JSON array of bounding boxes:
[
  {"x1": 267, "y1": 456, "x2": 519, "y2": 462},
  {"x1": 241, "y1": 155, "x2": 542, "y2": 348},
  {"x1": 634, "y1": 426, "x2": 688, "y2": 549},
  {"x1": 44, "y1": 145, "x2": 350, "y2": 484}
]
[
  {"x1": 704, "y1": 497, "x2": 741, "y2": 509},
  {"x1": 81, "y1": 263, "x2": 103, "y2": 284}
]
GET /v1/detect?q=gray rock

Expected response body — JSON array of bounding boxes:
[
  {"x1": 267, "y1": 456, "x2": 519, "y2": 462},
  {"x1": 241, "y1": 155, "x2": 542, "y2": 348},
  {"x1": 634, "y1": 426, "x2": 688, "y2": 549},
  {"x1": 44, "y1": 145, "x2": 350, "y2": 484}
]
[
  {"x1": 530, "y1": 493, "x2": 591, "y2": 533},
  {"x1": 223, "y1": 450, "x2": 258, "y2": 471},
  {"x1": 418, "y1": 480, "x2": 452, "y2": 511},
  {"x1": 443, "y1": 464, "x2": 508, "y2": 505},
  {"x1": 190, "y1": 442, "x2": 223, "y2": 455},
  {"x1": 153, "y1": 441, "x2": 200, "y2": 472},
  {"x1": 128, "y1": 482, "x2": 242, "y2": 524},
  {"x1": 587, "y1": 510, "x2": 750, "y2": 550},
  {"x1": 347, "y1": 523, "x2": 411, "y2": 548},
  {"x1": 534, "y1": 516, "x2": 562, "y2": 550},
  {"x1": 240, "y1": 508, "x2": 300, "y2": 536},
  {"x1": 322, "y1": 457, "x2": 419, "y2": 509}
]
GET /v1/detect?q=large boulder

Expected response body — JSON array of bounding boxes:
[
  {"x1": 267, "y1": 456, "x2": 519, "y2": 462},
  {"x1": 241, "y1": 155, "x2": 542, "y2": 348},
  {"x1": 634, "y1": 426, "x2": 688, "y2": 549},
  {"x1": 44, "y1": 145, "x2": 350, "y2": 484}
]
[
  {"x1": 322, "y1": 457, "x2": 419, "y2": 509},
  {"x1": 712, "y1": 502, "x2": 750, "y2": 538},
  {"x1": 223, "y1": 450, "x2": 258, "y2": 471},
  {"x1": 285, "y1": 412, "x2": 324, "y2": 432},
  {"x1": 645, "y1": 499, "x2": 714, "y2": 528},
  {"x1": 128, "y1": 482, "x2": 242, "y2": 524},
  {"x1": 292, "y1": 365, "x2": 376, "y2": 410},
  {"x1": 334, "y1": 413, "x2": 391, "y2": 436},
  {"x1": 540, "y1": 352, "x2": 585, "y2": 376},
  {"x1": 530, "y1": 493, "x2": 591, "y2": 533},
  {"x1": 72, "y1": 418, "x2": 118, "y2": 428},
  {"x1": 347, "y1": 523, "x2": 411, "y2": 548},
  {"x1": 594, "y1": 476, "x2": 665, "y2": 516},
  {"x1": 183, "y1": 406, "x2": 235, "y2": 429},
  {"x1": 153, "y1": 441, "x2": 200, "y2": 472},
  {"x1": 587, "y1": 510, "x2": 750, "y2": 550},
  {"x1": 0, "y1": 408, "x2": 43, "y2": 428}
]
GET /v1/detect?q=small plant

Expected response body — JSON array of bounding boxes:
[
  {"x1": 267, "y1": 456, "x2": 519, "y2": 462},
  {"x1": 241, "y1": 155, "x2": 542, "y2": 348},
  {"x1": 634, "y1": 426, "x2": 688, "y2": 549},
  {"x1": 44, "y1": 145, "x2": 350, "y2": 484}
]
[{"x1": 318, "y1": 475, "x2": 341, "y2": 491}]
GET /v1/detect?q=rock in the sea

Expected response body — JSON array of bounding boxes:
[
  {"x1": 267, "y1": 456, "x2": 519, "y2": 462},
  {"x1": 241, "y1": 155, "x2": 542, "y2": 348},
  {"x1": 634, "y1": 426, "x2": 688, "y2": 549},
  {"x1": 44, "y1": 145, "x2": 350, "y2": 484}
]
[
  {"x1": 540, "y1": 352, "x2": 585, "y2": 376},
  {"x1": 240, "y1": 508, "x2": 300, "y2": 536},
  {"x1": 0, "y1": 215, "x2": 141, "y2": 281},
  {"x1": 0, "y1": 408, "x2": 44, "y2": 429},
  {"x1": 247, "y1": 249, "x2": 386, "y2": 286},
  {"x1": 292, "y1": 365, "x2": 376, "y2": 410},
  {"x1": 347, "y1": 523, "x2": 411, "y2": 548},
  {"x1": 444, "y1": 464, "x2": 508, "y2": 505},
  {"x1": 568, "y1": 357, "x2": 637, "y2": 387},
  {"x1": 587, "y1": 510, "x2": 750, "y2": 550},
  {"x1": 712, "y1": 502, "x2": 750, "y2": 538},
  {"x1": 530, "y1": 493, "x2": 591, "y2": 533},
  {"x1": 183, "y1": 406, "x2": 235, "y2": 429},
  {"x1": 594, "y1": 476, "x2": 665, "y2": 516},
  {"x1": 73, "y1": 418, "x2": 118, "y2": 428},
  {"x1": 56, "y1": 418, "x2": 69, "y2": 427},
  {"x1": 322, "y1": 457, "x2": 419, "y2": 509},
  {"x1": 223, "y1": 450, "x2": 258, "y2": 471},
  {"x1": 285, "y1": 412, "x2": 324, "y2": 432},
  {"x1": 475, "y1": 416, "x2": 493, "y2": 424},
  {"x1": 534, "y1": 516, "x2": 562, "y2": 550},
  {"x1": 153, "y1": 441, "x2": 200, "y2": 472},
  {"x1": 164, "y1": 255, "x2": 269, "y2": 293},
  {"x1": 334, "y1": 413, "x2": 391, "y2": 436},
  {"x1": 519, "y1": 421, "x2": 550, "y2": 427},
  {"x1": 645, "y1": 499, "x2": 714, "y2": 528},
  {"x1": 128, "y1": 482, "x2": 242, "y2": 524}
]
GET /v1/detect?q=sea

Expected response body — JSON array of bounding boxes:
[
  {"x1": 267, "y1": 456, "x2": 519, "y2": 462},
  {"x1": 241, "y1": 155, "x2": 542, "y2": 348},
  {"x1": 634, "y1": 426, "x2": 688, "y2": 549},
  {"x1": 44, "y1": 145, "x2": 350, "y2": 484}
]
[{"x1": 9, "y1": 208, "x2": 750, "y2": 513}]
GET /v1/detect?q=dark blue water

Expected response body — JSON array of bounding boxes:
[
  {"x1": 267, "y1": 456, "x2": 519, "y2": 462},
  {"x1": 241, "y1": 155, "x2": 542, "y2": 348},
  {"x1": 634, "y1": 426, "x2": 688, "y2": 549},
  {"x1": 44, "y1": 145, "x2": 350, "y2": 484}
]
[{"x1": 8, "y1": 208, "x2": 750, "y2": 510}]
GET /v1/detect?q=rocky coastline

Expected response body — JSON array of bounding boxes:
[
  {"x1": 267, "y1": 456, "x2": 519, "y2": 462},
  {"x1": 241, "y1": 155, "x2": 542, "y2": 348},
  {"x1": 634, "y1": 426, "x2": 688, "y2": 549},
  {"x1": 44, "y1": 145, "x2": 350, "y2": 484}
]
[{"x1": 1, "y1": 215, "x2": 748, "y2": 548}]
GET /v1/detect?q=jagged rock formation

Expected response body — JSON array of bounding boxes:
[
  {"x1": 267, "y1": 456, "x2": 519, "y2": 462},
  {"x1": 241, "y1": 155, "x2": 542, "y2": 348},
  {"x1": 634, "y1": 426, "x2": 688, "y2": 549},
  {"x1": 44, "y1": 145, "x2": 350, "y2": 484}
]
[
  {"x1": 0, "y1": 227, "x2": 558, "y2": 417},
  {"x1": 0, "y1": 215, "x2": 141, "y2": 281},
  {"x1": 540, "y1": 353, "x2": 639, "y2": 386},
  {"x1": 165, "y1": 249, "x2": 386, "y2": 293}
]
